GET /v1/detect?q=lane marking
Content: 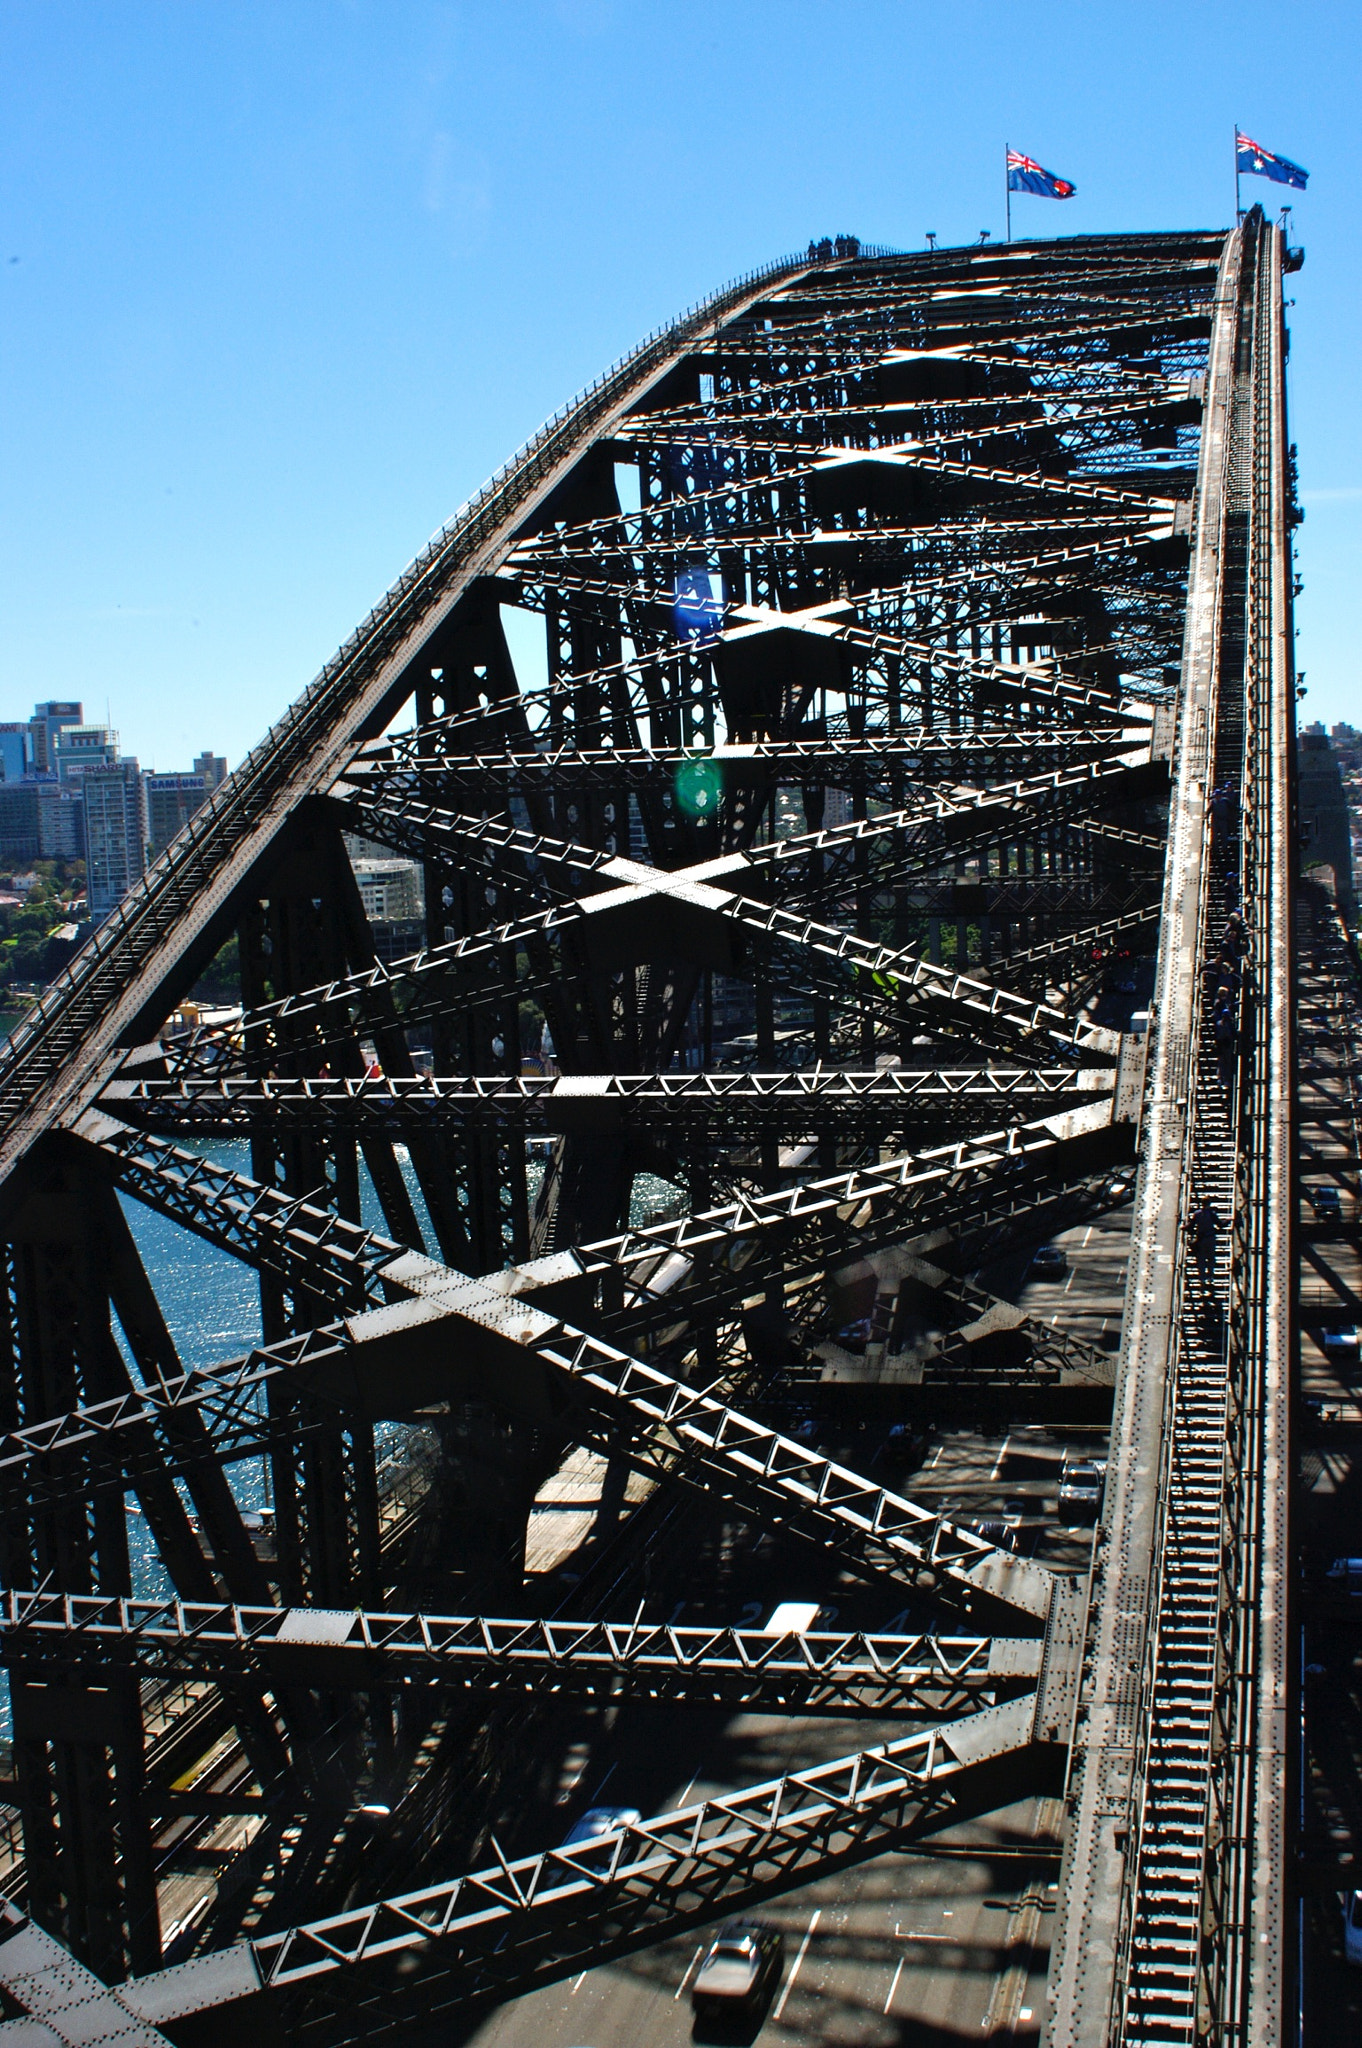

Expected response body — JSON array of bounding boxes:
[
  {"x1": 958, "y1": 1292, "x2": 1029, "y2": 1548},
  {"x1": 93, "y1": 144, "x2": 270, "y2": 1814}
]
[
  {"x1": 772, "y1": 1907, "x2": 820, "y2": 2019},
  {"x1": 588, "y1": 1762, "x2": 617, "y2": 1802},
  {"x1": 884, "y1": 1958, "x2": 905, "y2": 2014},
  {"x1": 570, "y1": 1971, "x2": 587, "y2": 1993},
  {"x1": 675, "y1": 1944, "x2": 704, "y2": 2000}
]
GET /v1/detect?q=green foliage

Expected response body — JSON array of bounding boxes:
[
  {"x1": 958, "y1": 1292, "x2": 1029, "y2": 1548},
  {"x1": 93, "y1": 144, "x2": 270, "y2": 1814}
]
[
  {"x1": 0, "y1": 857, "x2": 87, "y2": 987},
  {"x1": 188, "y1": 934, "x2": 241, "y2": 1003}
]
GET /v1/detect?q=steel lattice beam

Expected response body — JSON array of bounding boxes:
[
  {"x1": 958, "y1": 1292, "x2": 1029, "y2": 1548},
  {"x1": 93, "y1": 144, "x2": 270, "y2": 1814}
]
[
  {"x1": 100, "y1": 1063, "x2": 1116, "y2": 1136},
  {"x1": 0, "y1": 1593, "x2": 1042, "y2": 1716}
]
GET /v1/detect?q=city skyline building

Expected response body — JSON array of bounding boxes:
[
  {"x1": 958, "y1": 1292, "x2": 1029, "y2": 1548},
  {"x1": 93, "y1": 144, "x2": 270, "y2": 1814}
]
[
  {"x1": 351, "y1": 856, "x2": 424, "y2": 924},
  {"x1": 0, "y1": 702, "x2": 235, "y2": 910},
  {"x1": 82, "y1": 759, "x2": 145, "y2": 917},
  {"x1": 0, "y1": 780, "x2": 82, "y2": 864},
  {"x1": 52, "y1": 724, "x2": 119, "y2": 786},
  {"x1": 27, "y1": 701, "x2": 83, "y2": 775},
  {"x1": 145, "y1": 772, "x2": 208, "y2": 858},
  {"x1": 0, "y1": 726, "x2": 31, "y2": 784},
  {"x1": 35, "y1": 781, "x2": 83, "y2": 860}
]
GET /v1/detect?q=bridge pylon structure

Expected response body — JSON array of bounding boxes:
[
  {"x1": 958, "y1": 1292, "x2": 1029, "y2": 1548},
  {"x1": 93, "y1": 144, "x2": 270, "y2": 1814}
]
[{"x1": 0, "y1": 215, "x2": 1299, "y2": 2046}]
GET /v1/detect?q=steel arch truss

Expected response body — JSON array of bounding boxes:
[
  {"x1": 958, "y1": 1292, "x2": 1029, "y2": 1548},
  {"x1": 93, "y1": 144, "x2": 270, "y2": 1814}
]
[{"x1": 0, "y1": 222, "x2": 1300, "y2": 2048}]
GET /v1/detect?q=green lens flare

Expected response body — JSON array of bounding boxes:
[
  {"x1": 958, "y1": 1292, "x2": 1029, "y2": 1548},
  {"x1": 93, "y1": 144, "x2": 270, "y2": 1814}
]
[{"x1": 674, "y1": 756, "x2": 723, "y2": 819}]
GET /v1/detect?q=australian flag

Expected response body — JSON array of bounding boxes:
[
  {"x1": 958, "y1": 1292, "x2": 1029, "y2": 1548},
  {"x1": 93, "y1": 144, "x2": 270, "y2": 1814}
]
[
  {"x1": 1007, "y1": 149, "x2": 1076, "y2": 200},
  {"x1": 1236, "y1": 132, "x2": 1308, "y2": 190}
]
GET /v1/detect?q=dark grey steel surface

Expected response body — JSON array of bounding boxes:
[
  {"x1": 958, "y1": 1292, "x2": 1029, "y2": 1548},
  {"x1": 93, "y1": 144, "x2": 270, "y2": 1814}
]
[{"x1": 0, "y1": 223, "x2": 1298, "y2": 2048}]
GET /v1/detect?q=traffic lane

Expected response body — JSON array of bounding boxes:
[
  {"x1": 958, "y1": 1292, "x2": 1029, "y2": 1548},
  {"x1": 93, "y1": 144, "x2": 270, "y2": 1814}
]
[
  {"x1": 456, "y1": 1796, "x2": 1058, "y2": 2048},
  {"x1": 1303, "y1": 1873, "x2": 1362, "y2": 2036}
]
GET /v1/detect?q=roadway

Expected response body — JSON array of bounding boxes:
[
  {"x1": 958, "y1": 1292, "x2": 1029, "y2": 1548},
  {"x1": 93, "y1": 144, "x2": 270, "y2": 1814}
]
[
  {"x1": 444, "y1": 1203, "x2": 1130, "y2": 2045},
  {"x1": 455, "y1": 1789, "x2": 1060, "y2": 2048},
  {"x1": 1293, "y1": 885, "x2": 1362, "y2": 2039}
]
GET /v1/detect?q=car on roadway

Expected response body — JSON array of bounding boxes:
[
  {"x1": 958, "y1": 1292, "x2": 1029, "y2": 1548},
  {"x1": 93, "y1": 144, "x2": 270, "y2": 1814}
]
[
  {"x1": 1324, "y1": 1559, "x2": 1362, "y2": 1596},
  {"x1": 1306, "y1": 1184, "x2": 1344, "y2": 1221},
  {"x1": 560, "y1": 1805, "x2": 643, "y2": 1847},
  {"x1": 1321, "y1": 1326, "x2": 1362, "y2": 1359},
  {"x1": 691, "y1": 1918, "x2": 784, "y2": 2021},
  {"x1": 1344, "y1": 1889, "x2": 1362, "y2": 1965},
  {"x1": 1029, "y1": 1243, "x2": 1068, "y2": 1278},
  {"x1": 1058, "y1": 1460, "x2": 1106, "y2": 1524},
  {"x1": 833, "y1": 1317, "x2": 873, "y2": 1351}
]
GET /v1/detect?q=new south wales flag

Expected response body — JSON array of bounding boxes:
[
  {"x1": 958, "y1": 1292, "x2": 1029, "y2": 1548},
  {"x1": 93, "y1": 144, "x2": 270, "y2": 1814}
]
[{"x1": 1006, "y1": 150, "x2": 1076, "y2": 199}]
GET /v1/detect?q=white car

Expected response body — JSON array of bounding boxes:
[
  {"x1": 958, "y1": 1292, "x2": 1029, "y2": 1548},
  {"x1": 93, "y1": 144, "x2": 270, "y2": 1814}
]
[
  {"x1": 691, "y1": 1919, "x2": 784, "y2": 2019},
  {"x1": 1058, "y1": 1460, "x2": 1106, "y2": 1524},
  {"x1": 1344, "y1": 1889, "x2": 1362, "y2": 1965}
]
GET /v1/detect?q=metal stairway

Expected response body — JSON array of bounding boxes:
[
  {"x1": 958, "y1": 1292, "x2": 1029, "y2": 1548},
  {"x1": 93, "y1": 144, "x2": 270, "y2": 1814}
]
[{"x1": 1117, "y1": 408, "x2": 1252, "y2": 2041}]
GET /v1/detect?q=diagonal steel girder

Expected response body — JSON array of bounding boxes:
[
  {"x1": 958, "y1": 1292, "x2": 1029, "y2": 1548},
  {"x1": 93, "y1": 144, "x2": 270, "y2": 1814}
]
[
  {"x1": 330, "y1": 751, "x2": 1165, "y2": 913},
  {"x1": 492, "y1": 1101, "x2": 1128, "y2": 1344},
  {"x1": 74, "y1": 1099, "x2": 1123, "y2": 1348},
  {"x1": 0, "y1": 1248, "x2": 1058, "y2": 1623},
  {"x1": 94, "y1": 1692, "x2": 1051, "y2": 2043},
  {"x1": 155, "y1": 863, "x2": 1123, "y2": 1081},
  {"x1": 75, "y1": 1101, "x2": 1124, "y2": 1407},
  {"x1": 73, "y1": 1104, "x2": 1128, "y2": 1446},
  {"x1": 61, "y1": 1110, "x2": 399, "y2": 1311},
  {"x1": 0, "y1": 1591, "x2": 1042, "y2": 1718}
]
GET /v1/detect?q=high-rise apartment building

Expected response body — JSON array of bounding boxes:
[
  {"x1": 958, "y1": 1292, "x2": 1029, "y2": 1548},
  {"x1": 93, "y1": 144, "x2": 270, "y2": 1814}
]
[
  {"x1": 352, "y1": 858, "x2": 424, "y2": 923},
  {"x1": 36, "y1": 782, "x2": 82, "y2": 860},
  {"x1": 192, "y1": 751, "x2": 227, "y2": 792},
  {"x1": 28, "y1": 702, "x2": 83, "y2": 774},
  {"x1": 83, "y1": 761, "x2": 145, "y2": 917},
  {"x1": 0, "y1": 781, "x2": 82, "y2": 864},
  {"x1": 145, "y1": 773, "x2": 208, "y2": 858}
]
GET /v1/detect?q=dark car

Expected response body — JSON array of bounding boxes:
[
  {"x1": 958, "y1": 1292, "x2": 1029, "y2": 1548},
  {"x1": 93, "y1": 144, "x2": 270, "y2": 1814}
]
[
  {"x1": 1325, "y1": 1558, "x2": 1362, "y2": 1597},
  {"x1": 560, "y1": 1805, "x2": 642, "y2": 1848},
  {"x1": 1029, "y1": 1243, "x2": 1068, "y2": 1278},
  {"x1": 691, "y1": 1918, "x2": 784, "y2": 2020},
  {"x1": 1307, "y1": 1184, "x2": 1344, "y2": 1220}
]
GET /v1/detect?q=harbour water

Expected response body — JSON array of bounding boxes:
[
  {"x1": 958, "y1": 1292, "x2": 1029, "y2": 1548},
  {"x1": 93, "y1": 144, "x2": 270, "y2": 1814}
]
[{"x1": 0, "y1": 1144, "x2": 681, "y2": 1734}]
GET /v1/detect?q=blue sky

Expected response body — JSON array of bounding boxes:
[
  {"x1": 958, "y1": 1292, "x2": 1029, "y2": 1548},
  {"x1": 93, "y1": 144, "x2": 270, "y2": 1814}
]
[{"x1": 1, "y1": 0, "x2": 1356, "y2": 767}]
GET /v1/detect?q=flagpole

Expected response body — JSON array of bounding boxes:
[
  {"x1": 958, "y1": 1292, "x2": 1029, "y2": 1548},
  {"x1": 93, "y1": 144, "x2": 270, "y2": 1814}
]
[
  {"x1": 1234, "y1": 124, "x2": 1241, "y2": 221},
  {"x1": 1005, "y1": 143, "x2": 1012, "y2": 243}
]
